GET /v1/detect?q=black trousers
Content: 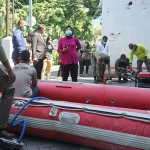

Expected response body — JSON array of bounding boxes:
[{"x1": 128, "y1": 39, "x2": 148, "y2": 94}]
[
  {"x1": 83, "y1": 59, "x2": 90, "y2": 74},
  {"x1": 12, "y1": 57, "x2": 20, "y2": 65},
  {"x1": 62, "y1": 63, "x2": 78, "y2": 82},
  {"x1": 57, "y1": 63, "x2": 62, "y2": 77},
  {"x1": 34, "y1": 59, "x2": 43, "y2": 79},
  {"x1": 79, "y1": 61, "x2": 84, "y2": 74}
]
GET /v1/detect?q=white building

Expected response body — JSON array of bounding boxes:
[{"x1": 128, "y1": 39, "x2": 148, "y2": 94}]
[{"x1": 102, "y1": 0, "x2": 150, "y2": 67}]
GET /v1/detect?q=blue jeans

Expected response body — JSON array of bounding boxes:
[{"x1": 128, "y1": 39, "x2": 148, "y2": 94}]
[{"x1": 31, "y1": 86, "x2": 40, "y2": 98}]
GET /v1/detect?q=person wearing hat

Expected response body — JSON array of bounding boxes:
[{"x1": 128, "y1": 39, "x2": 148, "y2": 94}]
[
  {"x1": 129, "y1": 43, "x2": 150, "y2": 72},
  {"x1": 115, "y1": 54, "x2": 130, "y2": 82}
]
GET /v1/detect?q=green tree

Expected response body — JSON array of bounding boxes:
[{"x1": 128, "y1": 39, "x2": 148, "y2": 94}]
[{"x1": 2, "y1": 0, "x2": 102, "y2": 41}]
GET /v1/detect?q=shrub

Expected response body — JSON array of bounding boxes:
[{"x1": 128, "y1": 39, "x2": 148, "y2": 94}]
[{"x1": 52, "y1": 50, "x2": 59, "y2": 65}]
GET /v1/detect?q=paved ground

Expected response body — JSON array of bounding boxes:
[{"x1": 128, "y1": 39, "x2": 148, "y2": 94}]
[{"x1": 14, "y1": 65, "x2": 136, "y2": 150}]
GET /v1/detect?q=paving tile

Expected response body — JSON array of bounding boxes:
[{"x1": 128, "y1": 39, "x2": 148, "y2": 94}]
[
  {"x1": 35, "y1": 138, "x2": 57, "y2": 148},
  {"x1": 50, "y1": 147, "x2": 68, "y2": 150},
  {"x1": 67, "y1": 143, "x2": 80, "y2": 150},
  {"x1": 39, "y1": 148, "x2": 50, "y2": 150},
  {"x1": 21, "y1": 144, "x2": 28, "y2": 150},
  {"x1": 80, "y1": 146, "x2": 98, "y2": 150},
  {"x1": 26, "y1": 142, "x2": 39, "y2": 150},
  {"x1": 56, "y1": 143, "x2": 70, "y2": 149}
]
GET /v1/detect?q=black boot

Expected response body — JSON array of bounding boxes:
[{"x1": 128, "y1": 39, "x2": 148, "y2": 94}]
[
  {"x1": 94, "y1": 76, "x2": 98, "y2": 84},
  {"x1": 123, "y1": 77, "x2": 128, "y2": 83},
  {"x1": 118, "y1": 77, "x2": 121, "y2": 82}
]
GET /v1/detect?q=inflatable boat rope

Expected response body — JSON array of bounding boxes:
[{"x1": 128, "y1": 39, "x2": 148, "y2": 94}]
[{"x1": 11, "y1": 97, "x2": 49, "y2": 142}]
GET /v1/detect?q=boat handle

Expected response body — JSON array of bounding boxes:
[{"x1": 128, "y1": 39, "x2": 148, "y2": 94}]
[
  {"x1": 56, "y1": 86, "x2": 72, "y2": 88},
  {"x1": 59, "y1": 112, "x2": 80, "y2": 124}
]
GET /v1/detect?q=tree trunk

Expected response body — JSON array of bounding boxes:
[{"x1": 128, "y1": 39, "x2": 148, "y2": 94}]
[{"x1": 6, "y1": 0, "x2": 9, "y2": 36}]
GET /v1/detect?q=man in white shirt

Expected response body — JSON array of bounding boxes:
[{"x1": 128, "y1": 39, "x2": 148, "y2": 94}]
[
  {"x1": 96, "y1": 36, "x2": 110, "y2": 74},
  {"x1": 13, "y1": 50, "x2": 39, "y2": 98}
]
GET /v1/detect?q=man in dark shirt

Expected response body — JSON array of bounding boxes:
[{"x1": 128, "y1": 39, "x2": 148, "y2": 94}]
[{"x1": 115, "y1": 54, "x2": 131, "y2": 82}]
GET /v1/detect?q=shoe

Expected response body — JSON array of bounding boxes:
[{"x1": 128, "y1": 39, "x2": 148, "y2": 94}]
[
  {"x1": 94, "y1": 80, "x2": 98, "y2": 84},
  {"x1": 123, "y1": 77, "x2": 128, "y2": 82},
  {"x1": 57, "y1": 76, "x2": 62, "y2": 79},
  {"x1": 46, "y1": 78, "x2": 51, "y2": 80},
  {"x1": 80, "y1": 74, "x2": 83, "y2": 77},
  {"x1": 0, "y1": 130, "x2": 15, "y2": 139}
]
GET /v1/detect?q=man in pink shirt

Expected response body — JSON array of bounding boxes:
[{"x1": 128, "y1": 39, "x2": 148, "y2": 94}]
[{"x1": 57, "y1": 26, "x2": 81, "y2": 82}]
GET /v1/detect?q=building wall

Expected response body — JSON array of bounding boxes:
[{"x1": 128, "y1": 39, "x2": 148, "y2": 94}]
[
  {"x1": 2, "y1": 36, "x2": 14, "y2": 67},
  {"x1": 102, "y1": 0, "x2": 150, "y2": 67}
]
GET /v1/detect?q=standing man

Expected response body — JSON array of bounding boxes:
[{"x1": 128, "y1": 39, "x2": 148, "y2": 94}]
[
  {"x1": 82, "y1": 42, "x2": 91, "y2": 76},
  {"x1": 129, "y1": 43, "x2": 150, "y2": 72},
  {"x1": 0, "y1": 39, "x2": 16, "y2": 138},
  {"x1": 32, "y1": 24, "x2": 46, "y2": 79},
  {"x1": 57, "y1": 25, "x2": 81, "y2": 82},
  {"x1": 26, "y1": 31, "x2": 35, "y2": 66},
  {"x1": 12, "y1": 19, "x2": 27, "y2": 65},
  {"x1": 96, "y1": 36, "x2": 110, "y2": 74}
]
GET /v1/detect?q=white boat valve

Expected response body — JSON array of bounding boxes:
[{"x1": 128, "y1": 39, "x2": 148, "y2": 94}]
[{"x1": 59, "y1": 112, "x2": 80, "y2": 124}]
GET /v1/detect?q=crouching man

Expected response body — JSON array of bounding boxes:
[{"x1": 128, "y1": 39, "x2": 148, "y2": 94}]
[
  {"x1": 115, "y1": 54, "x2": 131, "y2": 82},
  {"x1": 13, "y1": 50, "x2": 39, "y2": 98},
  {"x1": 92, "y1": 51, "x2": 110, "y2": 83}
]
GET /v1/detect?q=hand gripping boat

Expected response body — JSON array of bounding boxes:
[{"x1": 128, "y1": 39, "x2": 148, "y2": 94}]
[{"x1": 7, "y1": 97, "x2": 150, "y2": 150}]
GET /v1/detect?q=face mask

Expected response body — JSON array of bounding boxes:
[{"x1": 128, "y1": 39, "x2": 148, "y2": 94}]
[
  {"x1": 102, "y1": 42, "x2": 107, "y2": 45},
  {"x1": 121, "y1": 60, "x2": 126, "y2": 62},
  {"x1": 131, "y1": 48, "x2": 135, "y2": 51},
  {"x1": 65, "y1": 30, "x2": 72, "y2": 36},
  {"x1": 21, "y1": 26, "x2": 26, "y2": 32}
]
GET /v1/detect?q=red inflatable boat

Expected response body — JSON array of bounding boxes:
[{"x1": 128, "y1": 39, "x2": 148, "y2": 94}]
[
  {"x1": 6, "y1": 81, "x2": 150, "y2": 149},
  {"x1": 7, "y1": 97, "x2": 150, "y2": 150},
  {"x1": 38, "y1": 81, "x2": 150, "y2": 110}
]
